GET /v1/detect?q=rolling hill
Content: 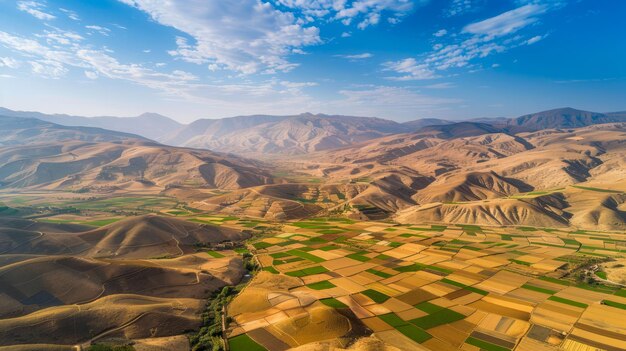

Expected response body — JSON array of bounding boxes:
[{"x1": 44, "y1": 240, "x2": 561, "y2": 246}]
[
  {"x1": 0, "y1": 107, "x2": 182, "y2": 141},
  {"x1": 0, "y1": 116, "x2": 274, "y2": 190},
  {"x1": 160, "y1": 113, "x2": 412, "y2": 155},
  {"x1": 503, "y1": 107, "x2": 626, "y2": 132},
  {"x1": 0, "y1": 214, "x2": 250, "y2": 348},
  {"x1": 0, "y1": 115, "x2": 149, "y2": 146}
]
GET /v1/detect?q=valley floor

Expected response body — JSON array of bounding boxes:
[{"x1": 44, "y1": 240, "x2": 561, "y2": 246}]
[{"x1": 1, "y1": 192, "x2": 625, "y2": 351}]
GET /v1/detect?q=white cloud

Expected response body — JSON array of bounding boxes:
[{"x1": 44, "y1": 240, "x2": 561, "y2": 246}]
[
  {"x1": 276, "y1": 0, "x2": 422, "y2": 29},
  {"x1": 0, "y1": 29, "x2": 321, "y2": 113},
  {"x1": 382, "y1": 58, "x2": 438, "y2": 80},
  {"x1": 118, "y1": 0, "x2": 321, "y2": 74},
  {"x1": 384, "y1": 3, "x2": 560, "y2": 80},
  {"x1": 17, "y1": 1, "x2": 56, "y2": 21},
  {"x1": 60, "y1": 8, "x2": 80, "y2": 21},
  {"x1": 423, "y1": 82, "x2": 456, "y2": 89},
  {"x1": 84, "y1": 71, "x2": 98, "y2": 79},
  {"x1": 335, "y1": 53, "x2": 373, "y2": 59},
  {"x1": 433, "y1": 29, "x2": 447, "y2": 37},
  {"x1": 341, "y1": 31, "x2": 352, "y2": 37},
  {"x1": 446, "y1": 0, "x2": 477, "y2": 17},
  {"x1": 463, "y1": 4, "x2": 547, "y2": 37},
  {"x1": 30, "y1": 60, "x2": 67, "y2": 78},
  {"x1": 525, "y1": 34, "x2": 544, "y2": 45},
  {"x1": 86, "y1": 25, "x2": 111, "y2": 36},
  {"x1": 357, "y1": 12, "x2": 380, "y2": 29},
  {"x1": 322, "y1": 85, "x2": 460, "y2": 118},
  {"x1": 0, "y1": 29, "x2": 197, "y2": 89},
  {"x1": 0, "y1": 57, "x2": 20, "y2": 69}
]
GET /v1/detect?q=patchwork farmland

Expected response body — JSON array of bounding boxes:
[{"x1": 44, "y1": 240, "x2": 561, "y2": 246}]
[{"x1": 225, "y1": 219, "x2": 626, "y2": 351}]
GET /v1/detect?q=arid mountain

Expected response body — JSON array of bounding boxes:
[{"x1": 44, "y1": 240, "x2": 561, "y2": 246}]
[
  {"x1": 502, "y1": 107, "x2": 626, "y2": 132},
  {"x1": 0, "y1": 116, "x2": 273, "y2": 190},
  {"x1": 281, "y1": 122, "x2": 626, "y2": 228},
  {"x1": 0, "y1": 115, "x2": 148, "y2": 146},
  {"x1": 0, "y1": 141, "x2": 273, "y2": 190},
  {"x1": 0, "y1": 215, "x2": 248, "y2": 347},
  {"x1": 0, "y1": 107, "x2": 182, "y2": 141},
  {"x1": 414, "y1": 121, "x2": 505, "y2": 139},
  {"x1": 400, "y1": 118, "x2": 453, "y2": 131},
  {"x1": 161, "y1": 113, "x2": 412, "y2": 155}
]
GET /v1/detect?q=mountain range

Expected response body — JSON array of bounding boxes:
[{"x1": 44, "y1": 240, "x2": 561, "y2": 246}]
[
  {"x1": 2, "y1": 106, "x2": 626, "y2": 156},
  {"x1": 1, "y1": 106, "x2": 625, "y2": 229}
]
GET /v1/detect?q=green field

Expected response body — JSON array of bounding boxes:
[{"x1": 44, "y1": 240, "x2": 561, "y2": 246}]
[{"x1": 228, "y1": 334, "x2": 267, "y2": 351}]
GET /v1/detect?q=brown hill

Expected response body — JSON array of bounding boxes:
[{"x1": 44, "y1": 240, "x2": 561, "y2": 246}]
[
  {"x1": 414, "y1": 121, "x2": 505, "y2": 139},
  {"x1": 285, "y1": 123, "x2": 626, "y2": 228},
  {"x1": 0, "y1": 215, "x2": 249, "y2": 258},
  {"x1": 414, "y1": 171, "x2": 531, "y2": 203},
  {"x1": 0, "y1": 140, "x2": 273, "y2": 190},
  {"x1": 0, "y1": 115, "x2": 147, "y2": 146},
  {"x1": 162, "y1": 113, "x2": 410, "y2": 155},
  {"x1": 0, "y1": 254, "x2": 243, "y2": 318},
  {"x1": 79, "y1": 215, "x2": 248, "y2": 258},
  {"x1": 0, "y1": 107, "x2": 183, "y2": 142},
  {"x1": 0, "y1": 294, "x2": 203, "y2": 346},
  {"x1": 503, "y1": 107, "x2": 626, "y2": 133},
  {"x1": 396, "y1": 194, "x2": 570, "y2": 227}
]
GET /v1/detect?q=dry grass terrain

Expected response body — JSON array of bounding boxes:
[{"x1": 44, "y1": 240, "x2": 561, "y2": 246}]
[{"x1": 1, "y1": 108, "x2": 626, "y2": 350}]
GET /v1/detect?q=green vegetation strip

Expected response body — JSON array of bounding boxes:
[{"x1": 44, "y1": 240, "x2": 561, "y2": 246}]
[
  {"x1": 410, "y1": 308, "x2": 466, "y2": 329},
  {"x1": 206, "y1": 250, "x2": 225, "y2": 258},
  {"x1": 602, "y1": 300, "x2": 626, "y2": 310},
  {"x1": 285, "y1": 266, "x2": 329, "y2": 277},
  {"x1": 547, "y1": 296, "x2": 588, "y2": 308},
  {"x1": 361, "y1": 289, "x2": 390, "y2": 303},
  {"x1": 539, "y1": 276, "x2": 570, "y2": 286},
  {"x1": 346, "y1": 252, "x2": 371, "y2": 262},
  {"x1": 396, "y1": 324, "x2": 432, "y2": 343},
  {"x1": 441, "y1": 278, "x2": 488, "y2": 295},
  {"x1": 366, "y1": 268, "x2": 393, "y2": 278},
  {"x1": 521, "y1": 284, "x2": 556, "y2": 295},
  {"x1": 252, "y1": 242, "x2": 273, "y2": 250},
  {"x1": 263, "y1": 266, "x2": 279, "y2": 274},
  {"x1": 466, "y1": 337, "x2": 510, "y2": 351},
  {"x1": 228, "y1": 334, "x2": 267, "y2": 351},
  {"x1": 320, "y1": 298, "x2": 348, "y2": 308},
  {"x1": 414, "y1": 302, "x2": 443, "y2": 314},
  {"x1": 379, "y1": 313, "x2": 406, "y2": 327},
  {"x1": 286, "y1": 249, "x2": 325, "y2": 263},
  {"x1": 306, "y1": 281, "x2": 336, "y2": 290},
  {"x1": 378, "y1": 313, "x2": 432, "y2": 343},
  {"x1": 572, "y1": 185, "x2": 623, "y2": 193}
]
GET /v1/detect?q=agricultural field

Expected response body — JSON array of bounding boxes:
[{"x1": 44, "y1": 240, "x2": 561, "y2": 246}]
[
  {"x1": 224, "y1": 218, "x2": 626, "y2": 351},
  {"x1": 2, "y1": 192, "x2": 626, "y2": 350}
]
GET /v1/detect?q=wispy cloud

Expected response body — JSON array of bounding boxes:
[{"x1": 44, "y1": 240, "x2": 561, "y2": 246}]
[
  {"x1": 275, "y1": 0, "x2": 423, "y2": 29},
  {"x1": 382, "y1": 58, "x2": 438, "y2": 80},
  {"x1": 59, "y1": 8, "x2": 80, "y2": 21},
  {"x1": 324, "y1": 85, "x2": 461, "y2": 118},
  {"x1": 423, "y1": 82, "x2": 456, "y2": 89},
  {"x1": 17, "y1": 1, "x2": 56, "y2": 21},
  {"x1": 335, "y1": 53, "x2": 373, "y2": 60},
  {"x1": 119, "y1": 0, "x2": 321, "y2": 74},
  {"x1": 85, "y1": 25, "x2": 111, "y2": 36},
  {"x1": 0, "y1": 28, "x2": 321, "y2": 112},
  {"x1": 445, "y1": 0, "x2": 482, "y2": 17},
  {"x1": 383, "y1": 2, "x2": 559, "y2": 80},
  {"x1": 463, "y1": 4, "x2": 547, "y2": 37},
  {"x1": 0, "y1": 57, "x2": 21, "y2": 69}
]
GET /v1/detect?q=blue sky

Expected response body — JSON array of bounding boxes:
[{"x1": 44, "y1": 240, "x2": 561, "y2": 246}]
[{"x1": 0, "y1": 0, "x2": 624, "y2": 122}]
